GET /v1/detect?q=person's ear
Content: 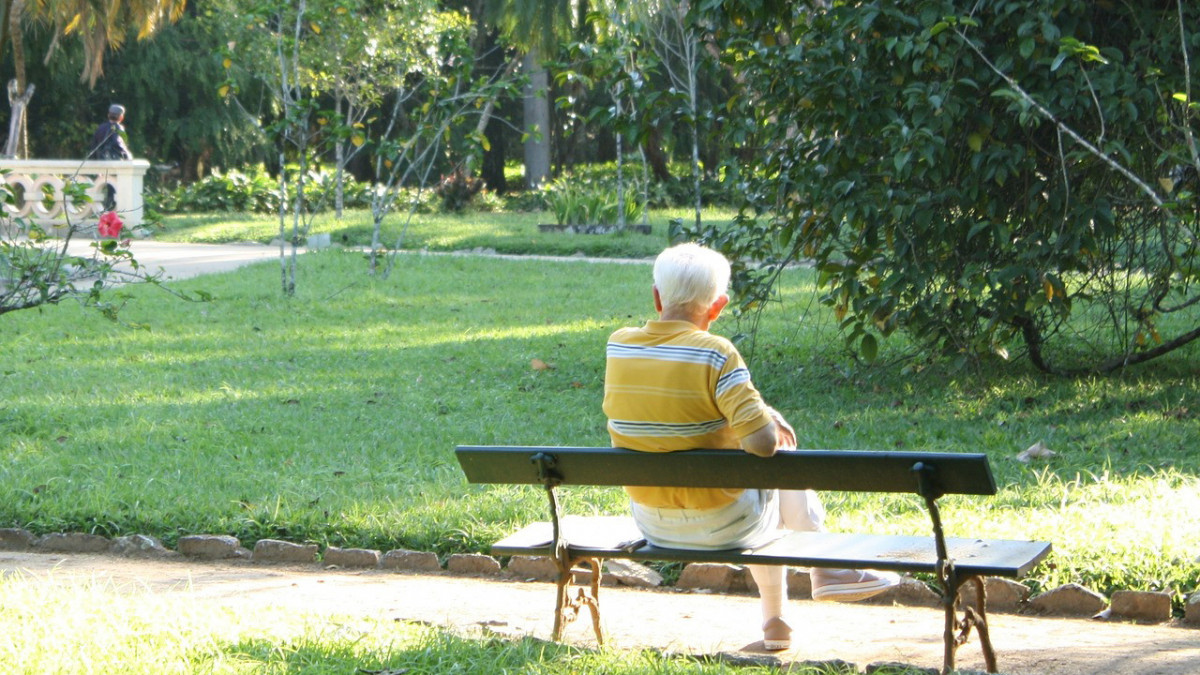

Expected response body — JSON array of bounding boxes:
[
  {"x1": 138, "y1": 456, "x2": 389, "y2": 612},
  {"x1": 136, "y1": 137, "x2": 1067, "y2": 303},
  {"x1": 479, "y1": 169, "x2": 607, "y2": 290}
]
[
  {"x1": 708, "y1": 294, "x2": 729, "y2": 321},
  {"x1": 653, "y1": 286, "x2": 663, "y2": 313}
]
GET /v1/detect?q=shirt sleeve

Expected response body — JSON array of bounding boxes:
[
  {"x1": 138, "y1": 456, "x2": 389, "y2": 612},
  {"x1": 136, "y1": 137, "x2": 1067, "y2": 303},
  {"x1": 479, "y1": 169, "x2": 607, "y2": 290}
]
[{"x1": 712, "y1": 342, "x2": 773, "y2": 440}]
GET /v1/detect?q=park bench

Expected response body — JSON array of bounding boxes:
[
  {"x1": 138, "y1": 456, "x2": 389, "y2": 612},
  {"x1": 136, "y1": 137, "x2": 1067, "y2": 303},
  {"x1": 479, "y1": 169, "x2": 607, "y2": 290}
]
[{"x1": 455, "y1": 445, "x2": 1052, "y2": 675}]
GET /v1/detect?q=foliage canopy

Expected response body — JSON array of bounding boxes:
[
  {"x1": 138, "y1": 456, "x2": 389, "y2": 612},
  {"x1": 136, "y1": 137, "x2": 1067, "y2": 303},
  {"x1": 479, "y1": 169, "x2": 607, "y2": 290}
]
[{"x1": 693, "y1": 0, "x2": 1200, "y2": 374}]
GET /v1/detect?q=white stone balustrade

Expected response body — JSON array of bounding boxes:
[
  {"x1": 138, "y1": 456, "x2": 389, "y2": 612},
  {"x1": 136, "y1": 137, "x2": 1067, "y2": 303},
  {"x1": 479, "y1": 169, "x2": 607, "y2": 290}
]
[{"x1": 0, "y1": 159, "x2": 150, "y2": 230}]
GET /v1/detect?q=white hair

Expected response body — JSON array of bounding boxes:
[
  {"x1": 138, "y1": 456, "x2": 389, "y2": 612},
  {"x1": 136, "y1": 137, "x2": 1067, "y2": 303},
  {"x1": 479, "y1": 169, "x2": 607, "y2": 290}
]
[{"x1": 653, "y1": 243, "x2": 731, "y2": 312}]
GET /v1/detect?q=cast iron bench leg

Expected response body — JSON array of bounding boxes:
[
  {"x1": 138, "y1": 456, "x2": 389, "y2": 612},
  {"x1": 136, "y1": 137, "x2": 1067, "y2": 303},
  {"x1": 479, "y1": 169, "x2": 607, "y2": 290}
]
[
  {"x1": 552, "y1": 554, "x2": 605, "y2": 645},
  {"x1": 942, "y1": 573, "x2": 998, "y2": 674}
]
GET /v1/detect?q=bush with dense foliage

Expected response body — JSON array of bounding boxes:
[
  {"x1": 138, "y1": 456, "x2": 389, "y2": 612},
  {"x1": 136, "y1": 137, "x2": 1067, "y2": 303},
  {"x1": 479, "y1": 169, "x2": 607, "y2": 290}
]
[
  {"x1": 149, "y1": 166, "x2": 381, "y2": 214},
  {"x1": 694, "y1": 0, "x2": 1200, "y2": 374},
  {"x1": 542, "y1": 175, "x2": 644, "y2": 225}
]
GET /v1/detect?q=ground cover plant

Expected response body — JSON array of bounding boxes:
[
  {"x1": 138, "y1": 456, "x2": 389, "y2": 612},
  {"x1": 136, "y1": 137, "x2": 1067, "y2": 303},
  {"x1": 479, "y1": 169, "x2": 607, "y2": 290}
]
[
  {"x1": 0, "y1": 251, "x2": 1197, "y2": 613},
  {"x1": 2, "y1": 574, "x2": 863, "y2": 675}
]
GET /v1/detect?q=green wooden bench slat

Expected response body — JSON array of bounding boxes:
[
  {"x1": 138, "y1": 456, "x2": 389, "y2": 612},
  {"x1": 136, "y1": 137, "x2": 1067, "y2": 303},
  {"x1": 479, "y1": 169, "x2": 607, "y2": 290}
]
[
  {"x1": 455, "y1": 445, "x2": 997, "y2": 496},
  {"x1": 491, "y1": 519, "x2": 1052, "y2": 578}
]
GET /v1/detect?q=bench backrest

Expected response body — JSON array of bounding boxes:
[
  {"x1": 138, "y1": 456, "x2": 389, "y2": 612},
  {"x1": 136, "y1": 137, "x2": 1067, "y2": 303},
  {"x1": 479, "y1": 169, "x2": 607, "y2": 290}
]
[{"x1": 455, "y1": 446, "x2": 996, "y2": 497}]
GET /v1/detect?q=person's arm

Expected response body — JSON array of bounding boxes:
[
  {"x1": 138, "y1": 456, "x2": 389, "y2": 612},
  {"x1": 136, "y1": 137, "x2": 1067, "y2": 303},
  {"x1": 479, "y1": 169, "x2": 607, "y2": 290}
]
[
  {"x1": 741, "y1": 422, "x2": 777, "y2": 457},
  {"x1": 768, "y1": 407, "x2": 796, "y2": 450},
  {"x1": 741, "y1": 407, "x2": 796, "y2": 458},
  {"x1": 116, "y1": 133, "x2": 133, "y2": 160},
  {"x1": 90, "y1": 125, "x2": 108, "y2": 157}
]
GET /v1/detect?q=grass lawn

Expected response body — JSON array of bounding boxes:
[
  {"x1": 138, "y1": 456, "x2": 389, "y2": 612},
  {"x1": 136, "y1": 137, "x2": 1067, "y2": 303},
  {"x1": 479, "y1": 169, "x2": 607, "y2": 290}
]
[{"x1": 2, "y1": 246, "x2": 1198, "y2": 612}]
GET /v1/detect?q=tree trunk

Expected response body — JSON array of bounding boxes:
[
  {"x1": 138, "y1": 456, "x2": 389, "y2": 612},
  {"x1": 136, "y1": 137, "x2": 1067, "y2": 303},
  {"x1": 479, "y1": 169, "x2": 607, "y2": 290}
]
[
  {"x1": 642, "y1": 126, "x2": 672, "y2": 182},
  {"x1": 522, "y1": 50, "x2": 551, "y2": 189},
  {"x1": 334, "y1": 98, "x2": 345, "y2": 219},
  {"x1": 614, "y1": 81, "x2": 625, "y2": 228},
  {"x1": 481, "y1": 116, "x2": 507, "y2": 193},
  {"x1": 4, "y1": 0, "x2": 29, "y2": 159},
  {"x1": 4, "y1": 80, "x2": 32, "y2": 159},
  {"x1": 686, "y1": 40, "x2": 702, "y2": 229},
  {"x1": 689, "y1": 98, "x2": 701, "y2": 229},
  {"x1": 472, "y1": 55, "x2": 520, "y2": 192}
]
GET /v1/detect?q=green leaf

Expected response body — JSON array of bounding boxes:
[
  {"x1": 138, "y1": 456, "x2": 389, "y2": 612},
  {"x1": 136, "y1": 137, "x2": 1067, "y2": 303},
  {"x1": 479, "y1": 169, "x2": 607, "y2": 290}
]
[
  {"x1": 860, "y1": 333, "x2": 878, "y2": 362},
  {"x1": 966, "y1": 221, "x2": 991, "y2": 241}
]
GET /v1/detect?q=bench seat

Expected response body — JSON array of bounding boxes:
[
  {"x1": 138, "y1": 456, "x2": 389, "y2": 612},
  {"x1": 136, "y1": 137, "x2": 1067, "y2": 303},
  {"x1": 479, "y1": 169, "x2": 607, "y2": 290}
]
[{"x1": 493, "y1": 516, "x2": 1051, "y2": 578}]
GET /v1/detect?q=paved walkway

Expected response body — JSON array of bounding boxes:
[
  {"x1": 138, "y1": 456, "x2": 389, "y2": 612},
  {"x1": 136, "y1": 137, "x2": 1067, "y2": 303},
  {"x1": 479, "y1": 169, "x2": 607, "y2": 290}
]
[
  {"x1": 63, "y1": 239, "x2": 290, "y2": 281},
  {"x1": 55, "y1": 239, "x2": 652, "y2": 284},
  {"x1": 2, "y1": 550, "x2": 1196, "y2": 675}
]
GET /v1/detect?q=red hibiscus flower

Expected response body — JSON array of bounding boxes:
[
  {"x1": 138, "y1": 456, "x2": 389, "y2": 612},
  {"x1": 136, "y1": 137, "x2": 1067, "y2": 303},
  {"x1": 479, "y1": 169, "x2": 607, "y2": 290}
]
[{"x1": 98, "y1": 211, "x2": 124, "y2": 238}]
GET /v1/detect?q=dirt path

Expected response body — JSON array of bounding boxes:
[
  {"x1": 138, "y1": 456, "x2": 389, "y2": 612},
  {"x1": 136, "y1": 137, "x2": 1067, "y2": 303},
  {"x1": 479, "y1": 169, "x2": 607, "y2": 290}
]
[{"x1": 2, "y1": 550, "x2": 1196, "y2": 675}]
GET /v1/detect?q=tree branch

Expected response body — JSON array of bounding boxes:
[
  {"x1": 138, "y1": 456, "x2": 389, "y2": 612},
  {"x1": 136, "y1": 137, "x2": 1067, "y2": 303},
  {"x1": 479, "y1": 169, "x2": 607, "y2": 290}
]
[{"x1": 952, "y1": 25, "x2": 1199, "y2": 247}]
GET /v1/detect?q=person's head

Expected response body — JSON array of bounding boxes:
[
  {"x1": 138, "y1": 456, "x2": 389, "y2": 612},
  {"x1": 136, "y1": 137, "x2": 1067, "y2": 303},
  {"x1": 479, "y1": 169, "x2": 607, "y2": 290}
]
[
  {"x1": 653, "y1": 243, "x2": 731, "y2": 316},
  {"x1": 107, "y1": 104, "x2": 125, "y2": 122}
]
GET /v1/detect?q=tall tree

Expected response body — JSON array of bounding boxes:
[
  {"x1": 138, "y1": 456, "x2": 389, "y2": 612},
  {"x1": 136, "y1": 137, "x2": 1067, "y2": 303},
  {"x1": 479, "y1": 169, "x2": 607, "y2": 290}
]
[{"x1": 487, "y1": 0, "x2": 577, "y2": 188}]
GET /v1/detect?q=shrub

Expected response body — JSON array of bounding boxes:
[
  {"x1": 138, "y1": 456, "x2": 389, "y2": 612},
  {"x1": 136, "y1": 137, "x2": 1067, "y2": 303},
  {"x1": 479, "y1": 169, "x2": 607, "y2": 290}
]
[
  {"x1": 542, "y1": 176, "x2": 644, "y2": 225},
  {"x1": 150, "y1": 166, "x2": 375, "y2": 214},
  {"x1": 435, "y1": 169, "x2": 484, "y2": 213},
  {"x1": 566, "y1": 160, "x2": 740, "y2": 208},
  {"x1": 470, "y1": 189, "x2": 506, "y2": 213},
  {"x1": 501, "y1": 189, "x2": 548, "y2": 213},
  {"x1": 149, "y1": 167, "x2": 279, "y2": 213}
]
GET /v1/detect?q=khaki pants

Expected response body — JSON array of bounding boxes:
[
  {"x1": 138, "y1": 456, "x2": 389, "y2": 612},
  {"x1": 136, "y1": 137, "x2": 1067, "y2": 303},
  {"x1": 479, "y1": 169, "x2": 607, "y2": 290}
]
[{"x1": 629, "y1": 488, "x2": 826, "y2": 550}]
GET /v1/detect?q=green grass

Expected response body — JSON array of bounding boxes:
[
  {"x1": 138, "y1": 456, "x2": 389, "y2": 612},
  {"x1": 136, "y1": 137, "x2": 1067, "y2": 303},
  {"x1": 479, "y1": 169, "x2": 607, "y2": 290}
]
[
  {"x1": 153, "y1": 206, "x2": 726, "y2": 259},
  {"x1": 2, "y1": 248, "x2": 1198, "y2": 611},
  {"x1": 4, "y1": 574, "x2": 883, "y2": 674}
]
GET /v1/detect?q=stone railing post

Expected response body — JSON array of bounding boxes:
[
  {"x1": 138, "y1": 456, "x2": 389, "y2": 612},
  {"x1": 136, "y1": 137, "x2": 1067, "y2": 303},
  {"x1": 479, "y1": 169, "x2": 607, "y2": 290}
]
[{"x1": 0, "y1": 158, "x2": 151, "y2": 230}]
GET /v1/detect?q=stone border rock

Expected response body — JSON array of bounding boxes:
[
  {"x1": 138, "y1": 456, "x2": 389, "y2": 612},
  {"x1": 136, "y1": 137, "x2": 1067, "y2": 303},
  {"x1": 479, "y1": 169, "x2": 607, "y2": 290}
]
[{"x1": 1, "y1": 527, "x2": 1194, "y2": 626}]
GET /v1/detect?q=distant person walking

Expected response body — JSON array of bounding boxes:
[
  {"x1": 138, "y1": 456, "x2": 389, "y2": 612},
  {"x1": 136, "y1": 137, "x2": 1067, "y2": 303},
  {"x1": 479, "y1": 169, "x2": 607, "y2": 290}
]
[{"x1": 89, "y1": 104, "x2": 132, "y2": 211}]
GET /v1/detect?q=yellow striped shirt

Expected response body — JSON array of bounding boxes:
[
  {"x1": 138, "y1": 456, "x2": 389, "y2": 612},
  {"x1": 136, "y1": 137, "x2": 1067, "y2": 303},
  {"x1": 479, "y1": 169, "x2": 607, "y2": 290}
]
[{"x1": 603, "y1": 320, "x2": 774, "y2": 509}]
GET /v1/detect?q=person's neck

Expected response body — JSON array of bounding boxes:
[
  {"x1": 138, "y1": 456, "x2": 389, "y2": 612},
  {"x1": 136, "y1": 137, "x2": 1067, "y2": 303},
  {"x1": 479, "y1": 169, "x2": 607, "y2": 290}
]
[{"x1": 658, "y1": 306, "x2": 709, "y2": 330}]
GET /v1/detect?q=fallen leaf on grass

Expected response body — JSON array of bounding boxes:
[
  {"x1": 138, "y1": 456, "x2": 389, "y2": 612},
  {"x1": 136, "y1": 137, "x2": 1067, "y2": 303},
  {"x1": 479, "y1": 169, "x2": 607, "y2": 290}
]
[
  {"x1": 530, "y1": 358, "x2": 554, "y2": 371},
  {"x1": 1016, "y1": 440, "x2": 1055, "y2": 463}
]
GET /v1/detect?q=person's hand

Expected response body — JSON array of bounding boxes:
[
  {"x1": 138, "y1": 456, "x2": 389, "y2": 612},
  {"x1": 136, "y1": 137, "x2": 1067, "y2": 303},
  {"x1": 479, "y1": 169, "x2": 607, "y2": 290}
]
[{"x1": 768, "y1": 407, "x2": 796, "y2": 451}]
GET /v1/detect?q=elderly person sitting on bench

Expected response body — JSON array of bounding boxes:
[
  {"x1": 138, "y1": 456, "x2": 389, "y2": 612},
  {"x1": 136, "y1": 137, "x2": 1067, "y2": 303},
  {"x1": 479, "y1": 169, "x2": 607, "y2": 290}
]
[{"x1": 603, "y1": 242, "x2": 900, "y2": 651}]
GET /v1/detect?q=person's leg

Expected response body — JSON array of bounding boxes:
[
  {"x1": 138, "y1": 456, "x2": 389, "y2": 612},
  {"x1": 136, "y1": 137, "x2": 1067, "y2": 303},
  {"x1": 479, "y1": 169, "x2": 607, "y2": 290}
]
[
  {"x1": 778, "y1": 489, "x2": 825, "y2": 532},
  {"x1": 628, "y1": 489, "x2": 780, "y2": 551},
  {"x1": 630, "y1": 490, "x2": 792, "y2": 648},
  {"x1": 777, "y1": 489, "x2": 900, "y2": 602},
  {"x1": 747, "y1": 563, "x2": 790, "y2": 650}
]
